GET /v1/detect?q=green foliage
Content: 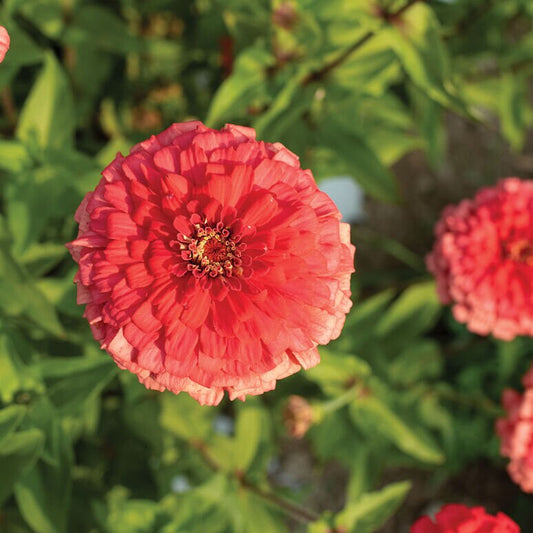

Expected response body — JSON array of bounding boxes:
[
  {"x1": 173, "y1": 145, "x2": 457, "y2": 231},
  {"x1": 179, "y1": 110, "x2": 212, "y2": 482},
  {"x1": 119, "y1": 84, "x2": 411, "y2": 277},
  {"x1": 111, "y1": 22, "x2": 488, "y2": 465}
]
[
  {"x1": 0, "y1": 0, "x2": 531, "y2": 531},
  {"x1": 16, "y1": 53, "x2": 75, "y2": 150}
]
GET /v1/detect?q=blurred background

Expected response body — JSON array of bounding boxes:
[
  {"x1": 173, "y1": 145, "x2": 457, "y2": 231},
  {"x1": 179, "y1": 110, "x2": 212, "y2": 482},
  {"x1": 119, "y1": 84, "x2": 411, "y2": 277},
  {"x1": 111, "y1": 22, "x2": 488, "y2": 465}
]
[{"x1": 0, "y1": 0, "x2": 532, "y2": 531}]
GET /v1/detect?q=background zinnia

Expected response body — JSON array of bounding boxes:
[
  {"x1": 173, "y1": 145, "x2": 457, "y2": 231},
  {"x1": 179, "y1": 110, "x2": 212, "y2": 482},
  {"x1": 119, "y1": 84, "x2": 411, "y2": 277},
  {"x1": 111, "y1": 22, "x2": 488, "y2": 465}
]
[
  {"x1": 411, "y1": 504, "x2": 520, "y2": 532},
  {"x1": 426, "y1": 178, "x2": 533, "y2": 341},
  {"x1": 496, "y1": 363, "x2": 533, "y2": 494},
  {"x1": 0, "y1": 25, "x2": 9, "y2": 62},
  {"x1": 67, "y1": 121, "x2": 355, "y2": 405}
]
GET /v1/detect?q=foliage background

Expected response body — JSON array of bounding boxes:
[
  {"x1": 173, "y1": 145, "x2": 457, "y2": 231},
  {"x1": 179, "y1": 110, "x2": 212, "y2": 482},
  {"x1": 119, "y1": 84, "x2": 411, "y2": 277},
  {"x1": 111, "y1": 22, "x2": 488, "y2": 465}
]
[{"x1": 0, "y1": 0, "x2": 532, "y2": 531}]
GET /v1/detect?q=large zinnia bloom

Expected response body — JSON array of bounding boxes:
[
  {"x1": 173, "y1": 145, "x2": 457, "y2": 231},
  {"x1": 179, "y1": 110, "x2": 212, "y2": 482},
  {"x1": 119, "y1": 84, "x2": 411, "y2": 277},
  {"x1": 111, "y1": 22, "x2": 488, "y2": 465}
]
[
  {"x1": 67, "y1": 121, "x2": 354, "y2": 405},
  {"x1": 426, "y1": 178, "x2": 533, "y2": 340},
  {"x1": 0, "y1": 26, "x2": 10, "y2": 62},
  {"x1": 496, "y1": 363, "x2": 533, "y2": 493},
  {"x1": 411, "y1": 504, "x2": 520, "y2": 533}
]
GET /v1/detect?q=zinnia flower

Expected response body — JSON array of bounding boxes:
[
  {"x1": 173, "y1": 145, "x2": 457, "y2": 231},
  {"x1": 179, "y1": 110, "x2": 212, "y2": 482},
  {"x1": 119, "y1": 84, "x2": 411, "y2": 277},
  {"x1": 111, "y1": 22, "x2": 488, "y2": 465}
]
[
  {"x1": 67, "y1": 121, "x2": 354, "y2": 405},
  {"x1": 0, "y1": 25, "x2": 10, "y2": 62},
  {"x1": 496, "y1": 363, "x2": 533, "y2": 493},
  {"x1": 411, "y1": 504, "x2": 520, "y2": 533},
  {"x1": 426, "y1": 178, "x2": 533, "y2": 340}
]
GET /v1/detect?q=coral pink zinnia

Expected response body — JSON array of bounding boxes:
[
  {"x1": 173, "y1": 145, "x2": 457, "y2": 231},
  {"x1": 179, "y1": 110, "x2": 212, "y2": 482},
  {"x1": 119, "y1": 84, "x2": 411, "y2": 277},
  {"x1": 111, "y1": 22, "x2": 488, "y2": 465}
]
[
  {"x1": 67, "y1": 121, "x2": 355, "y2": 405},
  {"x1": 0, "y1": 26, "x2": 10, "y2": 63},
  {"x1": 411, "y1": 504, "x2": 520, "y2": 533},
  {"x1": 426, "y1": 178, "x2": 533, "y2": 341},
  {"x1": 496, "y1": 363, "x2": 533, "y2": 493}
]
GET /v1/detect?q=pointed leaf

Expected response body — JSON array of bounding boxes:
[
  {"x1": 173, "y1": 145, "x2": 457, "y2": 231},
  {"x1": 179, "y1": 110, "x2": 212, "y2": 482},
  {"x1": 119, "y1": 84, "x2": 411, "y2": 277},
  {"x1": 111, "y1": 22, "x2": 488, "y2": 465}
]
[
  {"x1": 317, "y1": 120, "x2": 400, "y2": 203},
  {"x1": 0, "y1": 405, "x2": 26, "y2": 444},
  {"x1": 233, "y1": 404, "x2": 265, "y2": 472},
  {"x1": 17, "y1": 52, "x2": 75, "y2": 149},
  {"x1": 0, "y1": 429, "x2": 44, "y2": 506},
  {"x1": 376, "y1": 281, "x2": 441, "y2": 340},
  {"x1": 206, "y1": 45, "x2": 273, "y2": 127},
  {"x1": 336, "y1": 481, "x2": 411, "y2": 533},
  {"x1": 350, "y1": 395, "x2": 444, "y2": 464}
]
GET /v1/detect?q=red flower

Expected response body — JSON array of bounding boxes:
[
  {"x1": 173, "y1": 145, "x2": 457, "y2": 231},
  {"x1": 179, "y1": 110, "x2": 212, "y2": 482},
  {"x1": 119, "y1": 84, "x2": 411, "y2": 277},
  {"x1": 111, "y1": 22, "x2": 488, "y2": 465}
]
[
  {"x1": 427, "y1": 178, "x2": 533, "y2": 340},
  {"x1": 67, "y1": 121, "x2": 354, "y2": 405},
  {"x1": 0, "y1": 26, "x2": 10, "y2": 63},
  {"x1": 411, "y1": 504, "x2": 520, "y2": 533},
  {"x1": 496, "y1": 363, "x2": 533, "y2": 493}
]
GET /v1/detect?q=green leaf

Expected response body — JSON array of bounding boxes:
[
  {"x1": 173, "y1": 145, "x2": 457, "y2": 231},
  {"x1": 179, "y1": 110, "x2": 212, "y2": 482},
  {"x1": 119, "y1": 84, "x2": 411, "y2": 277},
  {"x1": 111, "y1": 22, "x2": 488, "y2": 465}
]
[
  {"x1": 102, "y1": 487, "x2": 167, "y2": 533},
  {"x1": 206, "y1": 44, "x2": 273, "y2": 127},
  {"x1": 336, "y1": 481, "x2": 411, "y2": 533},
  {"x1": 499, "y1": 74, "x2": 531, "y2": 151},
  {"x1": 15, "y1": 399, "x2": 73, "y2": 533},
  {"x1": 34, "y1": 356, "x2": 117, "y2": 416},
  {"x1": 253, "y1": 69, "x2": 313, "y2": 139},
  {"x1": 18, "y1": 0, "x2": 64, "y2": 39},
  {"x1": 0, "y1": 332, "x2": 43, "y2": 404},
  {"x1": 309, "y1": 410, "x2": 361, "y2": 462},
  {"x1": 496, "y1": 338, "x2": 529, "y2": 385},
  {"x1": 64, "y1": 5, "x2": 142, "y2": 55},
  {"x1": 5, "y1": 151, "x2": 96, "y2": 255},
  {"x1": 16, "y1": 52, "x2": 75, "y2": 149},
  {"x1": 388, "y1": 340, "x2": 443, "y2": 386},
  {"x1": 381, "y1": 3, "x2": 463, "y2": 110},
  {"x1": 349, "y1": 395, "x2": 444, "y2": 464},
  {"x1": 0, "y1": 141, "x2": 31, "y2": 173},
  {"x1": 345, "y1": 446, "x2": 372, "y2": 501},
  {"x1": 338, "y1": 290, "x2": 395, "y2": 353},
  {"x1": 160, "y1": 392, "x2": 213, "y2": 441},
  {"x1": 18, "y1": 243, "x2": 67, "y2": 277},
  {"x1": 233, "y1": 489, "x2": 286, "y2": 533},
  {"x1": 376, "y1": 281, "x2": 441, "y2": 340},
  {"x1": 233, "y1": 403, "x2": 264, "y2": 472},
  {"x1": 331, "y1": 33, "x2": 400, "y2": 96},
  {"x1": 0, "y1": 429, "x2": 44, "y2": 507},
  {"x1": 317, "y1": 119, "x2": 400, "y2": 203},
  {"x1": 307, "y1": 350, "x2": 371, "y2": 396},
  {"x1": 0, "y1": 245, "x2": 65, "y2": 336},
  {"x1": 0, "y1": 405, "x2": 26, "y2": 444},
  {"x1": 409, "y1": 85, "x2": 446, "y2": 169}
]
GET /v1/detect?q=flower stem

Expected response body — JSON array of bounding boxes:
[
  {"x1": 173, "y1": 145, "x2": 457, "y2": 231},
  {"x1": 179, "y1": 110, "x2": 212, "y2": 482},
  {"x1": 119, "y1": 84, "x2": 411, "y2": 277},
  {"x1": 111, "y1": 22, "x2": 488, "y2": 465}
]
[
  {"x1": 320, "y1": 386, "x2": 360, "y2": 415},
  {"x1": 190, "y1": 438, "x2": 321, "y2": 524},
  {"x1": 239, "y1": 476, "x2": 321, "y2": 523}
]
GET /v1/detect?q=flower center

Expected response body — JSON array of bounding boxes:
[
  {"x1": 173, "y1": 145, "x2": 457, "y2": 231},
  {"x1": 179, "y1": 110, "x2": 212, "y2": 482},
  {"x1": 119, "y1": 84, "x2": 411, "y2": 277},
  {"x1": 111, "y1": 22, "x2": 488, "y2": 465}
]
[
  {"x1": 177, "y1": 221, "x2": 244, "y2": 279},
  {"x1": 507, "y1": 240, "x2": 533, "y2": 265},
  {"x1": 196, "y1": 235, "x2": 229, "y2": 264}
]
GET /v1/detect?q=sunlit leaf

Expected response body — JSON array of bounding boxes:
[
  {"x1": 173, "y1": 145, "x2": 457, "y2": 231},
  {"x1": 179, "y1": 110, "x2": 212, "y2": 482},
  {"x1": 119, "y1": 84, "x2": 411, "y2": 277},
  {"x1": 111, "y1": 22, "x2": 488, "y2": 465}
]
[
  {"x1": 336, "y1": 481, "x2": 411, "y2": 533},
  {"x1": 16, "y1": 52, "x2": 75, "y2": 149},
  {"x1": 206, "y1": 44, "x2": 273, "y2": 127},
  {"x1": 350, "y1": 394, "x2": 444, "y2": 464},
  {"x1": 317, "y1": 119, "x2": 400, "y2": 203},
  {"x1": 376, "y1": 281, "x2": 441, "y2": 340},
  {"x1": 233, "y1": 403, "x2": 265, "y2": 472}
]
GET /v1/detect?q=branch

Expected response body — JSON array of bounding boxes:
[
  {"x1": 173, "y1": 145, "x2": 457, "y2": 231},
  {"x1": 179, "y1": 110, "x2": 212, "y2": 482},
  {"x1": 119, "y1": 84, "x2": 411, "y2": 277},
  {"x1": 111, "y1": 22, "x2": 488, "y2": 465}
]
[
  {"x1": 190, "y1": 439, "x2": 321, "y2": 524},
  {"x1": 239, "y1": 475, "x2": 321, "y2": 523},
  {"x1": 303, "y1": 0, "x2": 424, "y2": 84}
]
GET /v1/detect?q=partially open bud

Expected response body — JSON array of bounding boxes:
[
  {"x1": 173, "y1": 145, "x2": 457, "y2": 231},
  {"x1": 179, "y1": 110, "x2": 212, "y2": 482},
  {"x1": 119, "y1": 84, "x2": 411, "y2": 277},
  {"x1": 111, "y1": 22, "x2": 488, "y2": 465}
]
[
  {"x1": 272, "y1": 2, "x2": 298, "y2": 31},
  {"x1": 283, "y1": 395, "x2": 315, "y2": 438}
]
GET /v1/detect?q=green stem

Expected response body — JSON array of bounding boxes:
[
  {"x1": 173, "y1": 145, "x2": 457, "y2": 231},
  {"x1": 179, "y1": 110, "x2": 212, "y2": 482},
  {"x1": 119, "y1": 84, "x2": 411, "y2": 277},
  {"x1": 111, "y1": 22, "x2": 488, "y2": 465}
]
[
  {"x1": 433, "y1": 388, "x2": 503, "y2": 417},
  {"x1": 320, "y1": 386, "x2": 360, "y2": 415},
  {"x1": 239, "y1": 477, "x2": 320, "y2": 523},
  {"x1": 190, "y1": 439, "x2": 320, "y2": 524}
]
